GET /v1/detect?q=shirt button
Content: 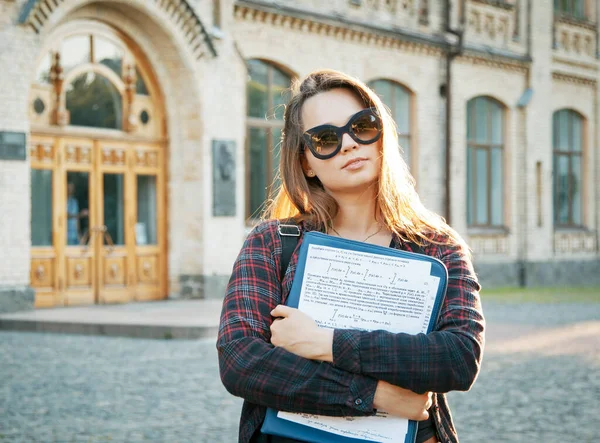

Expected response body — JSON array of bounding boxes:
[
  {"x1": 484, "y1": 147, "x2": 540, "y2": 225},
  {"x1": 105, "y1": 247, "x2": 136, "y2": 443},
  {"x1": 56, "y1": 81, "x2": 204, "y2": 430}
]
[{"x1": 354, "y1": 398, "x2": 363, "y2": 406}]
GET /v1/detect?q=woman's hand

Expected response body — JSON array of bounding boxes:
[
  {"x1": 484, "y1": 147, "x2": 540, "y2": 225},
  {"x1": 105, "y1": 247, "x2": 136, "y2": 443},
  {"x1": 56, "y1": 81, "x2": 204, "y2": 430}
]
[
  {"x1": 373, "y1": 380, "x2": 433, "y2": 421},
  {"x1": 270, "y1": 305, "x2": 333, "y2": 362}
]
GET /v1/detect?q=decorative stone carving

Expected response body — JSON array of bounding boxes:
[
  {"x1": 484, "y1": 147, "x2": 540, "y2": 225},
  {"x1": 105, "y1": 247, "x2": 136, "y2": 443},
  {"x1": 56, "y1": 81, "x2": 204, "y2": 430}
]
[
  {"x1": 30, "y1": 142, "x2": 54, "y2": 163},
  {"x1": 65, "y1": 144, "x2": 92, "y2": 164},
  {"x1": 135, "y1": 150, "x2": 159, "y2": 168},
  {"x1": 102, "y1": 147, "x2": 126, "y2": 166},
  {"x1": 554, "y1": 231, "x2": 597, "y2": 254},
  {"x1": 554, "y1": 18, "x2": 597, "y2": 60},
  {"x1": 469, "y1": 235, "x2": 509, "y2": 255}
]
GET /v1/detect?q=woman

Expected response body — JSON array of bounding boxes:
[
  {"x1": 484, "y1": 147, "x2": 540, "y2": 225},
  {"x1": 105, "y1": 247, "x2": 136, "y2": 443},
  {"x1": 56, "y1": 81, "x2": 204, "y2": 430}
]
[{"x1": 217, "y1": 69, "x2": 485, "y2": 443}]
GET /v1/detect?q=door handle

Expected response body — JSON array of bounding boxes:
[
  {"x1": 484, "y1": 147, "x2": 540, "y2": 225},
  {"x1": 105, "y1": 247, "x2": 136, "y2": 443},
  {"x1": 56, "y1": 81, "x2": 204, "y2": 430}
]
[{"x1": 102, "y1": 225, "x2": 116, "y2": 254}]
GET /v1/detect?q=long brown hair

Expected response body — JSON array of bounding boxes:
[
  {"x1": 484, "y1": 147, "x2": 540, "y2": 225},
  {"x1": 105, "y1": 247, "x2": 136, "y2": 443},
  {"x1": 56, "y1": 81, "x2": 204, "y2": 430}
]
[{"x1": 264, "y1": 69, "x2": 462, "y2": 248}]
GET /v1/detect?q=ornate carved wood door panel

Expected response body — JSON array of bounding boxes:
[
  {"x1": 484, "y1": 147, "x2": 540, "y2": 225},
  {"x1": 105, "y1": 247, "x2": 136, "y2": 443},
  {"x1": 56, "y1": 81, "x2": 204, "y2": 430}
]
[
  {"x1": 62, "y1": 137, "x2": 96, "y2": 306},
  {"x1": 29, "y1": 136, "x2": 166, "y2": 307}
]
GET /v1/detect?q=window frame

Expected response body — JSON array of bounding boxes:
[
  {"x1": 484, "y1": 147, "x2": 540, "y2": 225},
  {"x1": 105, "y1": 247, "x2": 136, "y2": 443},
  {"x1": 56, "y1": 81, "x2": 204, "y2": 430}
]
[
  {"x1": 552, "y1": 109, "x2": 585, "y2": 229},
  {"x1": 245, "y1": 59, "x2": 292, "y2": 221},
  {"x1": 367, "y1": 79, "x2": 414, "y2": 170},
  {"x1": 554, "y1": 0, "x2": 587, "y2": 20},
  {"x1": 466, "y1": 96, "x2": 506, "y2": 229}
]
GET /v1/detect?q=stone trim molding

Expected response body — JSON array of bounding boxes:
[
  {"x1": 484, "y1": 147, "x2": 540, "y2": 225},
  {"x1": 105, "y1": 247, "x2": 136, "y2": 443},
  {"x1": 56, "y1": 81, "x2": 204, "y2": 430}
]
[
  {"x1": 17, "y1": 0, "x2": 217, "y2": 59},
  {"x1": 234, "y1": 0, "x2": 446, "y2": 57},
  {"x1": 554, "y1": 14, "x2": 598, "y2": 33},
  {"x1": 552, "y1": 56, "x2": 599, "y2": 71},
  {"x1": 235, "y1": 0, "x2": 531, "y2": 70},
  {"x1": 458, "y1": 50, "x2": 530, "y2": 74},
  {"x1": 552, "y1": 71, "x2": 598, "y2": 87},
  {"x1": 471, "y1": 0, "x2": 515, "y2": 11}
]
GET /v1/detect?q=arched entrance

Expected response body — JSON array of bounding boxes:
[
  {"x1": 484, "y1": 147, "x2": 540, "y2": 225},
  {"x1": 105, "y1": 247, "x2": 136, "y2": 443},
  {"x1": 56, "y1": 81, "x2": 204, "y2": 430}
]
[{"x1": 29, "y1": 20, "x2": 167, "y2": 307}]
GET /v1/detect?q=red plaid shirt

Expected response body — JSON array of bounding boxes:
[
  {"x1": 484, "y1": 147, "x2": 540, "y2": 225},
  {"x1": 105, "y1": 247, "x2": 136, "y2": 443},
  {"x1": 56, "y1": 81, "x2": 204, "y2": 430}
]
[{"x1": 217, "y1": 220, "x2": 485, "y2": 443}]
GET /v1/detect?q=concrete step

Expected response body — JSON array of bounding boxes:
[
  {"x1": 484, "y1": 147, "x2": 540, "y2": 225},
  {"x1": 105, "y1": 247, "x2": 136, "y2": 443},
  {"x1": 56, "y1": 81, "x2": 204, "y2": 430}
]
[{"x1": 0, "y1": 299, "x2": 223, "y2": 340}]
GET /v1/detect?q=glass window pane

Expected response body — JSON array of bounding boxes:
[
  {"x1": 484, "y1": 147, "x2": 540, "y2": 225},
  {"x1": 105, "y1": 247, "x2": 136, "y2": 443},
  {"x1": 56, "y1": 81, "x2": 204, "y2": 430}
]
[
  {"x1": 36, "y1": 53, "x2": 52, "y2": 84},
  {"x1": 271, "y1": 127, "x2": 282, "y2": 197},
  {"x1": 557, "y1": 111, "x2": 569, "y2": 152},
  {"x1": 61, "y1": 35, "x2": 91, "y2": 72},
  {"x1": 271, "y1": 67, "x2": 291, "y2": 120},
  {"x1": 249, "y1": 127, "x2": 268, "y2": 218},
  {"x1": 467, "y1": 100, "x2": 474, "y2": 141},
  {"x1": 555, "y1": 154, "x2": 570, "y2": 225},
  {"x1": 571, "y1": 155, "x2": 582, "y2": 225},
  {"x1": 552, "y1": 111, "x2": 559, "y2": 149},
  {"x1": 467, "y1": 147, "x2": 473, "y2": 225},
  {"x1": 399, "y1": 135, "x2": 410, "y2": 167},
  {"x1": 103, "y1": 174, "x2": 125, "y2": 245},
  {"x1": 137, "y1": 175, "x2": 157, "y2": 245},
  {"x1": 247, "y1": 60, "x2": 269, "y2": 118},
  {"x1": 66, "y1": 72, "x2": 122, "y2": 129},
  {"x1": 491, "y1": 147, "x2": 503, "y2": 226},
  {"x1": 475, "y1": 149, "x2": 488, "y2": 225},
  {"x1": 571, "y1": 113, "x2": 582, "y2": 152},
  {"x1": 393, "y1": 86, "x2": 410, "y2": 135},
  {"x1": 94, "y1": 37, "x2": 123, "y2": 78},
  {"x1": 66, "y1": 172, "x2": 90, "y2": 245},
  {"x1": 31, "y1": 169, "x2": 53, "y2": 246},
  {"x1": 490, "y1": 102, "x2": 503, "y2": 145},
  {"x1": 574, "y1": 0, "x2": 584, "y2": 18},
  {"x1": 370, "y1": 80, "x2": 393, "y2": 114},
  {"x1": 474, "y1": 98, "x2": 489, "y2": 143},
  {"x1": 136, "y1": 68, "x2": 150, "y2": 96}
]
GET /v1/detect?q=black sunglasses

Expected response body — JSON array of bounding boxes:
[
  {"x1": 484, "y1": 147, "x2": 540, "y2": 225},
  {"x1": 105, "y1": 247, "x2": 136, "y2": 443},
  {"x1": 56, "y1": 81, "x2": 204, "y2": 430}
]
[{"x1": 302, "y1": 108, "x2": 383, "y2": 160}]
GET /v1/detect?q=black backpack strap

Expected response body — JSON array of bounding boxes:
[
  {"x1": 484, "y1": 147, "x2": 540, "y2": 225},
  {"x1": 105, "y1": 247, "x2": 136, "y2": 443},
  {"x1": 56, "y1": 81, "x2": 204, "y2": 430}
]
[{"x1": 277, "y1": 220, "x2": 301, "y2": 281}]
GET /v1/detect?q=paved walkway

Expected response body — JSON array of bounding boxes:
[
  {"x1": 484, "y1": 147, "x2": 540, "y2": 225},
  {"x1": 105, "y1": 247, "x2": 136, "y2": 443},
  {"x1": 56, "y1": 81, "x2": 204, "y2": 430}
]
[
  {"x1": 0, "y1": 299, "x2": 224, "y2": 339},
  {"x1": 1, "y1": 300, "x2": 599, "y2": 442}
]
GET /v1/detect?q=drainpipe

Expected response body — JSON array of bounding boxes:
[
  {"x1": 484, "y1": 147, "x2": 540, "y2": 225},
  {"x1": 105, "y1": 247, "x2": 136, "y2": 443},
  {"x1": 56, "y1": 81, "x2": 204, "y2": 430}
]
[
  {"x1": 444, "y1": 0, "x2": 464, "y2": 225},
  {"x1": 516, "y1": 0, "x2": 533, "y2": 287}
]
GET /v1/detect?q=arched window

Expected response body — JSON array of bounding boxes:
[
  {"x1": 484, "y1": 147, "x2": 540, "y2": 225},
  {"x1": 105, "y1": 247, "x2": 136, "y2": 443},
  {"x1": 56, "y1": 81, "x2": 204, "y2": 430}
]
[
  {"x1": 553, "y1": 109, "x2": 583, "y2": 227},
  {"x1": 368, "y1": 79, "x2": 412, "y2": 167},
  {"x1": 32, "y1": 29, "x2": 154, "y2": 134},
  {"x1": 466, "y1": 96, "x2": 505, "y2": 227},
  {"x1": 246, "y1": 59, "x2": 291, "y2": 219},
  {"x1": 66, "y1": 72, "x2": 123, "y2": 129}
]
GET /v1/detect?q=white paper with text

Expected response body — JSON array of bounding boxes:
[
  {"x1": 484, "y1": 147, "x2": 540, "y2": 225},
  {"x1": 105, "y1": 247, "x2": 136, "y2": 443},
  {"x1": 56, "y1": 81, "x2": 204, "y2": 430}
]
[{"x1": 278, "y1": 244, "x2": 441, "y2": 443}]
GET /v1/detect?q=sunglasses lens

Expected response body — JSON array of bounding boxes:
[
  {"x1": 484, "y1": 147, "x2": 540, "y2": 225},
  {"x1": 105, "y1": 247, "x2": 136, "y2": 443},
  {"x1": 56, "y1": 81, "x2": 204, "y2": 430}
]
[
  {"x1": 351, "y1": 113, "x2": 381, "y2": 142},
  {"x1": 310, "y1": 130, "x2": 339, "y2": 156}
]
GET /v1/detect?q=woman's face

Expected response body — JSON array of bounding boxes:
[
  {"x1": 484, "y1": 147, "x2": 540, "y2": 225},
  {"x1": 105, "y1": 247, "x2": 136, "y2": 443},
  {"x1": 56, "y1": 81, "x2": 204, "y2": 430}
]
[{"x1": 301, "y1": 88, "x2": 382, "y2": 195}]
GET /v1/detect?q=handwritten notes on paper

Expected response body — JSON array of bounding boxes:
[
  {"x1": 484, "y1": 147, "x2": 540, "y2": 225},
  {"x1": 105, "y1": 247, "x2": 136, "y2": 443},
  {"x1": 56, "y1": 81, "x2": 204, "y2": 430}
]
[{"x1": 278, "y1": 244, "x2": 441, "y2": 442}]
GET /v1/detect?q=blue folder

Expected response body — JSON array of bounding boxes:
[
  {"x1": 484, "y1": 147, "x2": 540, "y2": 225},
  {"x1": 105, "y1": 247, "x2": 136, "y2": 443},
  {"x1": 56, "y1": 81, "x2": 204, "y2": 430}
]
[{"x1": 261, "y1": 231, "x2": 449, "y2": 443}]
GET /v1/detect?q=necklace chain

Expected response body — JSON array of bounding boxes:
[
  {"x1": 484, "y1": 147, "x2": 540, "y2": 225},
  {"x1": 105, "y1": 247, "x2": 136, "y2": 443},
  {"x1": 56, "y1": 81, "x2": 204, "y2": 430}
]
[{"x1": 330, "y1": 224, "x2": 383, "y2": 243}]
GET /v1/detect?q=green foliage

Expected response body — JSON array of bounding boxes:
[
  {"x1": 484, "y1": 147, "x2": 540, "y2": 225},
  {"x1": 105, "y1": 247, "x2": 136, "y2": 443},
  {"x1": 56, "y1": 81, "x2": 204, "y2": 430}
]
[{"x1": 481, "y1": 286, "x2": 600, "y2": 303}]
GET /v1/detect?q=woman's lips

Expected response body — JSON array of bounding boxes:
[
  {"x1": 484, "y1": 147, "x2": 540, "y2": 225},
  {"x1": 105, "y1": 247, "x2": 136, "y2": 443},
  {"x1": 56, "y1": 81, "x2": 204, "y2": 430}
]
[{"x1": 342, "y1": 158, "x2": 367, "y2": 170}]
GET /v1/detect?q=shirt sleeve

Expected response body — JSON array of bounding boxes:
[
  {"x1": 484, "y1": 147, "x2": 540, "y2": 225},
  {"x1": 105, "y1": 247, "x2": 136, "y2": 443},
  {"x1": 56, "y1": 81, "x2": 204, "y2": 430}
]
[
  {"x1": 217, "y1": 222, "x2": 378, "y2": 416},
  {"x1": 331, "y1": 237, "x2": 485, "y2": 394}
]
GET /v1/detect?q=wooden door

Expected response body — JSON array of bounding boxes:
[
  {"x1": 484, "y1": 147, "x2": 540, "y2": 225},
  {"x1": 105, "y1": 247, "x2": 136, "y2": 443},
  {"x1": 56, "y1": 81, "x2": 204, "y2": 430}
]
[
  {"x1": 62, "y1": 137, "x2": 96, "y2": 305},
  {"x1": 30, "y1": 135, "x2": 61, "y2": 308},
  {"x1": 131, "y1": 143, "x2": 166, "y2": 301},
  {"x1": 96, "y1": 140, "x2": 133, "y2": 304},
  {"x1": 29, "y1": 135, "x2": 167, "y2": 307}
]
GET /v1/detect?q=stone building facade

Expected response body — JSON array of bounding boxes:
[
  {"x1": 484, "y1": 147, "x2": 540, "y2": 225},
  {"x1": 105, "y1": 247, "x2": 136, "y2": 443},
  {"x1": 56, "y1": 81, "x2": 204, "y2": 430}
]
[{"x1": 0, "y1": 0, "x2": 598, "y2": 312}]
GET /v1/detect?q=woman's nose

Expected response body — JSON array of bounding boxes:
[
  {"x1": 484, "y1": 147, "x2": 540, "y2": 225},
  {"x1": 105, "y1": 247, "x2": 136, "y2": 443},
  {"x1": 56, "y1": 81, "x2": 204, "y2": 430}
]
[{"x1": 340, "y1": 133, "x2": 358, "y2": 153}]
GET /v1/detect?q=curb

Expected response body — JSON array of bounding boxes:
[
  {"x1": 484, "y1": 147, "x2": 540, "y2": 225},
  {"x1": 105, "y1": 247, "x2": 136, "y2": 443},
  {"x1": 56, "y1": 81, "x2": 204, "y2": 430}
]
[{"x1": 0, "y1": 319, "x2": 219, "y2": 340}]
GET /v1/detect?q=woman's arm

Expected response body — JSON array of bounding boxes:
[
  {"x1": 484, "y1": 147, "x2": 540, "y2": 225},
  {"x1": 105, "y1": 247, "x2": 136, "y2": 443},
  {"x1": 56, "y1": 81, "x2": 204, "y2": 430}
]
[
  {"x1": 270, "y1": 236, "x2": 485, "y2": 395},
  {"x1": 331, "y1": 238, "x2": 485, "y2": 394},
  {"x1": 217, "y1": 222, "x2": 378, "y2": 417}
]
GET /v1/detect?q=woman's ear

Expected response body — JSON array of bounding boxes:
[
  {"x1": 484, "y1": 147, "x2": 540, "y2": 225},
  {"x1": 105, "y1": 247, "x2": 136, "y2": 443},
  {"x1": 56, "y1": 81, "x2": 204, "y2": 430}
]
[{"x1": 300, "y1": 154, "x2": 315, "y2": 177}]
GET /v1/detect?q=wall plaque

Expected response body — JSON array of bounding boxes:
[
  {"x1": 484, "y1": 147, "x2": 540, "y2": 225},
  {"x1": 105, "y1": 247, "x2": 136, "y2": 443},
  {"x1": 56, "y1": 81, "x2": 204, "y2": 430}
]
[
  {"x1": 212, "y1": 140, "x2": 236, "y2": 217},
  {"x1": 0, "y1": 132, "x2": 27, "y2": 161}
]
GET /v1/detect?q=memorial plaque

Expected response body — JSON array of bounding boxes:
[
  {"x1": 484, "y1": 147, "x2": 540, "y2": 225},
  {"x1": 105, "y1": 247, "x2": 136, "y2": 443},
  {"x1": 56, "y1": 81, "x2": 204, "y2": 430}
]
[
  {"x1": 212, "y1": 140, "x2": 236, "y2": 216},
  {"x1": 0, "y1": 132, "x2": 27, "y2": 161}
]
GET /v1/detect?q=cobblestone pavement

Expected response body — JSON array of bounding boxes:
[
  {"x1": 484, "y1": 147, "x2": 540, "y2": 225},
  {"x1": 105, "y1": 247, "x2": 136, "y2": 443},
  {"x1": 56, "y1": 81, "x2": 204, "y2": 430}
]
[{"x1": 1, "y1": 301, "x2": 599, "y2": 443}]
